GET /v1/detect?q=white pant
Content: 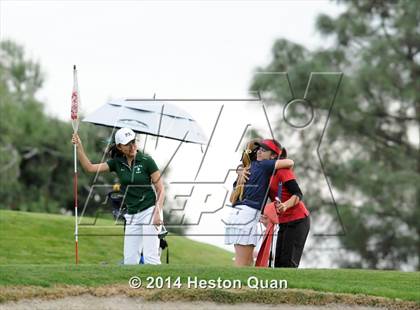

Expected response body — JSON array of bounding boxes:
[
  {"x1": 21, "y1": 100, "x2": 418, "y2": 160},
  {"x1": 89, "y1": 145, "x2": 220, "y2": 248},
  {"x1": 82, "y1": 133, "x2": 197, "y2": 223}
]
[{"x1": 123, "y1": 206, "x2": 162, "y2": 265}]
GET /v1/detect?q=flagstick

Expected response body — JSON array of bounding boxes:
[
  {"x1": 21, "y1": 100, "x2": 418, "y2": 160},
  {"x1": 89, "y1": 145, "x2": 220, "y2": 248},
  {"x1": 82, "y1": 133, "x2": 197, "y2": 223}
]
[
  {"x1": 74, "y1": 142, "x2": 79, "y2": 264},
  {"x1": 71, "y1": 65, "x2": 80, "y2": 265}
]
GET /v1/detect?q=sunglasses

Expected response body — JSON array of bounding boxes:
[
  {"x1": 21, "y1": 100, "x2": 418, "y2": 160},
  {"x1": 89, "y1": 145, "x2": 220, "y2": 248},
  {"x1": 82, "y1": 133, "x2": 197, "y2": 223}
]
[{"x1": 258, "y1": 146, "x2": 270, "y2": 152}]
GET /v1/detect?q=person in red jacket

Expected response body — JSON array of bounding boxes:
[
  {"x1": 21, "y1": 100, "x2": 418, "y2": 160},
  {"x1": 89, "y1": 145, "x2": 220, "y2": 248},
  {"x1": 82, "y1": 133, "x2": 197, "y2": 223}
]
[{"x1": 257, "y1": 139, "x2": 310, "y2": 268}]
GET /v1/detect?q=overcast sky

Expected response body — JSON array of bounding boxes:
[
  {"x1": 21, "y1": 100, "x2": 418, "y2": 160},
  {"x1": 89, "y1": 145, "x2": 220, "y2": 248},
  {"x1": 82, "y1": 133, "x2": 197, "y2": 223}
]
[
  {"x1": 1, "y1": 0, "x2": 342, "y2": 120},
  {"x1": 1, "y1": 0, "x2": 344, "y2": 266}
]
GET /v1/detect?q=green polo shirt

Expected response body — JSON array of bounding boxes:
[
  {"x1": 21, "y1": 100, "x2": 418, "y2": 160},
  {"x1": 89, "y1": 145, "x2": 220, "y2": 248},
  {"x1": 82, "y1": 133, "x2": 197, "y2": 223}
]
[{"x1": 107, "y1": 152, "x2": 159, "y2": 214}]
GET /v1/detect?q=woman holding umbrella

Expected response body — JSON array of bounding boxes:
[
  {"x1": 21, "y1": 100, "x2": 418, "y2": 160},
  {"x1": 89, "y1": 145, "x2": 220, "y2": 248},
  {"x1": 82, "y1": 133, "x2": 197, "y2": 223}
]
[{"x1": 72, "y1": 127, "x2": 164, "y2": 265}]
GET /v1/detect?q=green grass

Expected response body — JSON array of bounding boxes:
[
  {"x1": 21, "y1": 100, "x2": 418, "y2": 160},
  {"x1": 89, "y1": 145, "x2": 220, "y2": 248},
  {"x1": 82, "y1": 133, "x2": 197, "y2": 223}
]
[
  {"x1": 0, "y1": 209, "x2": 232, "y2": 265},
  {"x1": 0, "y1": 265, "x2": 419, "y2": 303},
  {"x1": 0, "y1": 210, "x2": 419, "y2": 304}
]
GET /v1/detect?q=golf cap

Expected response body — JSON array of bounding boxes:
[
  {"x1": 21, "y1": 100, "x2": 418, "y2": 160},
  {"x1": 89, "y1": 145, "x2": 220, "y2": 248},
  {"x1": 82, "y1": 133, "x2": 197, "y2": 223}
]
[
  {"x1": 254, "y1": 139, "x2": 281, "y2": 155},
  {"x1": 115, "y1": 127, "x2": 136, "y2": 145}
]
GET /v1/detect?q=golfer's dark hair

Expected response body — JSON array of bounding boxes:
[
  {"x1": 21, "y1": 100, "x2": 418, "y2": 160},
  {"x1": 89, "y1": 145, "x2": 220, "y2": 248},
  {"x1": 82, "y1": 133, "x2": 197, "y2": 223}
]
[
  {"x1": 279, "y1": 147, "x2": 287, "y2": 159},
  {"x1": 271, "y1": 140, "x2": 287, "y2": 159},
  {"x1": 107, "y1": 143, "x2": 124, "y2": 159}
]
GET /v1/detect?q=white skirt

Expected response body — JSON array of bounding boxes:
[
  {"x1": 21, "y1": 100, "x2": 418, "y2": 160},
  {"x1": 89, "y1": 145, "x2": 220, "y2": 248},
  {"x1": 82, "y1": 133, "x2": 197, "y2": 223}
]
[{"x1": 224, "y1": 204, "x2": 260, "y2": 246}]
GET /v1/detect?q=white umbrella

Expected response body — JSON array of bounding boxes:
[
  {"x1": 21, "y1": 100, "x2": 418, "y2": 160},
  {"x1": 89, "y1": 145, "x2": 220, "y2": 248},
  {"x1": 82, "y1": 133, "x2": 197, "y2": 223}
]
[{"x1": 83, "y1": 98, "x2": 207, "y2": 144}]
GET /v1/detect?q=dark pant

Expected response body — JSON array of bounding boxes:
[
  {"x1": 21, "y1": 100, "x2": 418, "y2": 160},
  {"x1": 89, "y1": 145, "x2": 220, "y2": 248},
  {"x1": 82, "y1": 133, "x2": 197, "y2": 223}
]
[{"x1": 273, "y1": 216, "x2": 310, "y2": 268}]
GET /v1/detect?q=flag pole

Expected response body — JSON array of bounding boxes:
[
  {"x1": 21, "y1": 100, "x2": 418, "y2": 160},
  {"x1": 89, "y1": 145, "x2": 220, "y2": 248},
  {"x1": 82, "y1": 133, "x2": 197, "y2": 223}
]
[
  {"x1": 74, "y1": 142, "x2": 78, "y2": 265},
  {"x1": 71, "y1": 65, "x2": 80, "y2": 265}
]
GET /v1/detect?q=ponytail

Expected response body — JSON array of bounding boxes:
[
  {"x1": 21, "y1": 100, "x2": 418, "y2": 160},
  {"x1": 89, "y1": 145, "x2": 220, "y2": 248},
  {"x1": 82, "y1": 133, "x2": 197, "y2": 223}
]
[
  {"x1": 279, "y1": 147, "x2": 287, "y2": 159},
  {"x1": 270, "y1": 139, "x2": 287, "y2": 159},
  {"x1": 107, "y1": 143, "x2": 124, "y2": 159}
]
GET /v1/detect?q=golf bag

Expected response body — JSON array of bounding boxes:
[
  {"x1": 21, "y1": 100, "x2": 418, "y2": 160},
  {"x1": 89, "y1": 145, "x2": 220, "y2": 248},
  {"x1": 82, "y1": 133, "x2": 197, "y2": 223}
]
[{"x1": 108, "y1": 186, "x2": 169, "y2": 264}]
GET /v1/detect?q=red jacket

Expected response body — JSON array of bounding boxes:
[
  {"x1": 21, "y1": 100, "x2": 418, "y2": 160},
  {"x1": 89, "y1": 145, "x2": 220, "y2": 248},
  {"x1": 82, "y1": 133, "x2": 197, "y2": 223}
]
[{"x1": 269, "y1": 168, "x2": 309, "y2": 224}]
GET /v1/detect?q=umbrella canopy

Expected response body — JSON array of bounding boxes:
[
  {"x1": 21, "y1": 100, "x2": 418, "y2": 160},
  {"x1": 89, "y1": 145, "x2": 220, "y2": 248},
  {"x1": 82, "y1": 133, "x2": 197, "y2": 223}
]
[{"x1": 83, "y1": 99, "x2": 207, "y2": 144}]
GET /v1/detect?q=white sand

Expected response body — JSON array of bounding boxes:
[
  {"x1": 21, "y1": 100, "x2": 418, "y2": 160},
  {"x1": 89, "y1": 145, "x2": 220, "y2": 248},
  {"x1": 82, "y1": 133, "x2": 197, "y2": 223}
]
[{"x1": 0, "y1": 295, "x2": 387, "y2": 310}]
